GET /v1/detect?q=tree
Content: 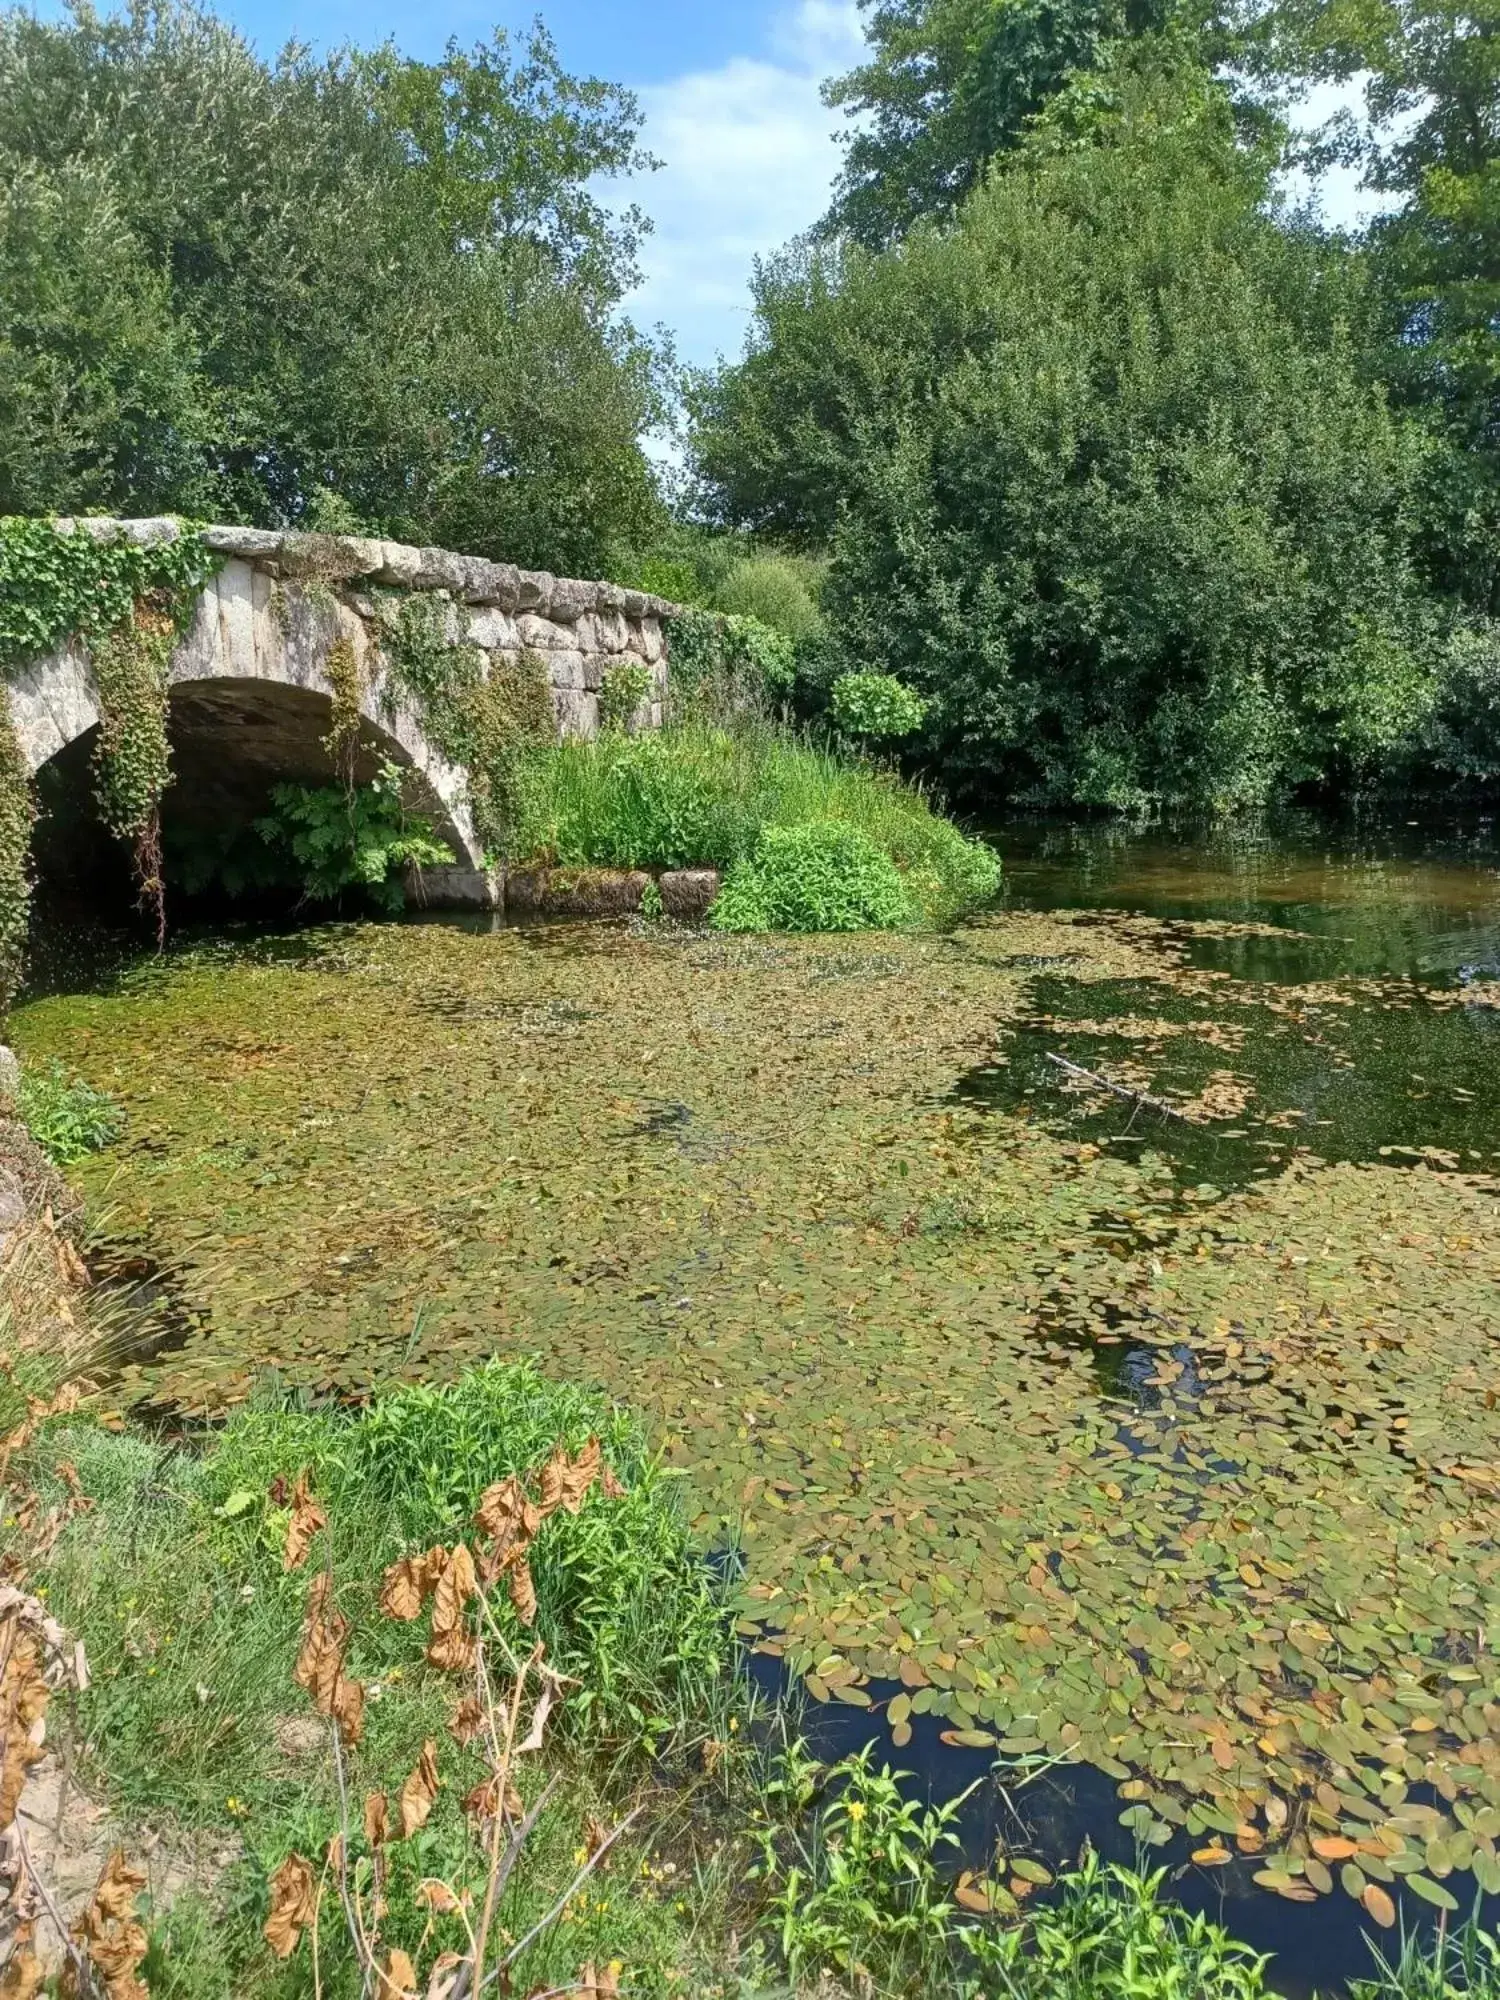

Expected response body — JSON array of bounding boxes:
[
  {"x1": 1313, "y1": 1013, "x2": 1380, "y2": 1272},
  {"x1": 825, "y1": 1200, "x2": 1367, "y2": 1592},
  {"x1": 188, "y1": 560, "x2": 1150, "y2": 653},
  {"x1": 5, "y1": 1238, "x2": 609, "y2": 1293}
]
[
  {"x1": 821, "y1": 0, "x2": 1174, "y2": 244},
  {"x1": 1252, "y1": 0, "x2": 1500, "y2": 611},
  {"x1": 695, "y1": 53, "x2": 1435, "y2": 811},
  {"x1": 0, "y1": 0, "x2": 665, "y2": 574}
]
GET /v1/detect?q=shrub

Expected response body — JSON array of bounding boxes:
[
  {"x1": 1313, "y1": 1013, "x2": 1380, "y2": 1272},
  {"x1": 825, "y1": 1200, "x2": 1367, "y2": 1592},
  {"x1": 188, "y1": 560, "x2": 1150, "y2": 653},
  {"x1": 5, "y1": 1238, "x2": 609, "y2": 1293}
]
[
  {"x1": 17, "y1": 1059, "x2": 123, "y2": 1165},
  {"x1": 597, "y1": 658, "x2": 653, "y2": 733},
  {"x1": 831, "y1": 670, "x2": 928, "y2": 739},
  {"x1": 666, "y1": 608, "x2": 795, "y2": 724},
  {"x1": 198, "y1": 1358, "x2": 728, "y2": 1744},
  {"x1": 710, "y1": 552, "x2": 825, "y2": 641},
  {"x1": 710, "y1": 820, "x2": 913, "y2": 933}
]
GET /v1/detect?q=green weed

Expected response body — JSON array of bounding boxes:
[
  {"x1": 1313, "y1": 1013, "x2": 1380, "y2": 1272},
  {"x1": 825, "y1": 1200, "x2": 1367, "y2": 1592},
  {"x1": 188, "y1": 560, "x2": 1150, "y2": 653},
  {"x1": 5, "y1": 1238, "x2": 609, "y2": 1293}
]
[
  {"x1": 17, "y1": 1058, "x2": 124, "y2": 1165},
  {"x1": 712, "y1": 822, "x2": 913, "y2": 933},
  {"x1": 1350, "y1": 1909, "x2": 1500, "y2": 1998}
]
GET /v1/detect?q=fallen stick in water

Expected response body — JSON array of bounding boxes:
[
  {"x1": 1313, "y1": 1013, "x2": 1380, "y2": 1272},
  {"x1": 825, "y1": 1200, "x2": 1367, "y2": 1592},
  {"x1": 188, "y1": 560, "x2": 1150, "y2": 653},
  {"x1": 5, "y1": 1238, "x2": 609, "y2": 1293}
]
[{"x1": 1046, "y1": 1052, "x2": 1191, "y2": 1123}]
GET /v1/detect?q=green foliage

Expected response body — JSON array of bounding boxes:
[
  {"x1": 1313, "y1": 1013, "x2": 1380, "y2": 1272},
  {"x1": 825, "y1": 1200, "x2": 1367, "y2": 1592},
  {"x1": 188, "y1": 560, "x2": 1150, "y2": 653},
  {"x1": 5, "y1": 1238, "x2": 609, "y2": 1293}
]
[
  {"x1": 90, "y1": 599, "x2": 176, "y2": 846},
  {"x1": 756, "y1": 1743, "x2": 970, "y2": 1984},
  {"x1": 0, "y1": 3, "x2": 665, "y2": 572},
  {"x1": 376, "y1": 592, "x2": 555, "y2": 856},
  {"x1": 709, "y1": 551, "x2": 826, "y2": 641},
  {"x1": 0, "y1": 516, "x2": 216, "y2": 672},
  {"x1": 831, "y1": 669, "x2": 928, "y2": 739},
  {"x1": 252, "y1": 765, "x2": 455, "y2": 913},
  {"x1": 17, "y1": 1057, "x2": 123, "y2": 1164},
  {"x1": 506, "y1": 720, "x2": 999, "y2": 925},
  {"x1": 667, "y1": 608, "x2": 795, "y2": 724},
  {"x1": 598, "y1": 657, "x2": 652, "y2": 733},
  {"x1": 697, "y1": 55, "x2": 1435, "y2": 812},
  {"x1": 0, "y1": 692, "x2": 31, "y2": 1013},
  {"x1": 821, "y1": 0, "x2": 1173, "y2": 247},
  {"x1": 711, "y1": 821, "x2": 915, "y2": 933},
  {"x1": 193, "y1": 1357, "x2": 729, "y2": 1747},
  {"x1": 1350, "y1": 1910, "x2": 1500, "y2": 1998},
  {"x1": 0, "y1": 162, "x2": 211, "y2": 517},
  {"x1": 967, "y1": 1852, "x2": 1272, "y2": 1997},
  {"x1": 321, "y1": 633, "x2": 363, "y2": 788}
]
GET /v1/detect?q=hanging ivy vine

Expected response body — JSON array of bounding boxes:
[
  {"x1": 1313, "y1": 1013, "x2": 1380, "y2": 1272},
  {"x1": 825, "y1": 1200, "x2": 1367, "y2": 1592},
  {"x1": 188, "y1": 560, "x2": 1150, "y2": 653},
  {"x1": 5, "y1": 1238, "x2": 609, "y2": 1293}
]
[
  {"x1": 376, "y1": 592, "x2": 554, "y2": 858},
  {"x1": 323, "y1": 635, "x2": 363, "y2": 792},
  {"x1": 0, "y1": 518, "x2": 219, "y2": 995}
]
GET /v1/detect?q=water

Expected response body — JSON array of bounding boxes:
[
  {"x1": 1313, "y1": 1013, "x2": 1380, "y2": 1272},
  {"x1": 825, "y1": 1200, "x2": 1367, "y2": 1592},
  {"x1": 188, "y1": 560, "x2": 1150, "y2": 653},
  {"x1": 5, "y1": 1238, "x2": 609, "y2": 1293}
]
[{"x1": 18, "y1": 810, "x2": 1500, "y2": 1996}]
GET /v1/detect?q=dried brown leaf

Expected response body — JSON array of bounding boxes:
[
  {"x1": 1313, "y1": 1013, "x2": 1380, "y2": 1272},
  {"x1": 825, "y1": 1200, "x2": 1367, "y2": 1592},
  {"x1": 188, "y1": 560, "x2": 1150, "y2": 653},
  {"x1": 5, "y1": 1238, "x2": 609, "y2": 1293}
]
[
  {"x1": 380, "y1": 1547, "x2": 446, "y2": 1622},
  {"x1": 70, "y1": 1851, "x2": 150, "y2": 1999},
  {"x1": 0, "y1": 1922, "x2": 44, "y2": 2000},
  {"x1": 293, "y1": 1579, "x2": 349, "y2": 1718},
  {"x1": 0, "y1": 1628, "x2": 49, "y2": 1832},
  {"x1": 283, "y1": 1469, "x2": 326, "y2": 1572},
  {"x1": 398, "y1": 1739, "x2": 440, "y2": 1838},
  {"x1": 263, "y1": 1853, "x2": 318, "y2": 1960},
  {"x1": 423, "y1": 1954, "x2": 466, "y2": 2000},
  {"x1": 416, "y1": 1879, "x2": 462, "y2": 1914},
  {"x1": 378, "y1": 1949, "x2": 418, "y2": 1998},
  {"x1": 331, "y1": 1674, "x2": 365, "y2": 1747},
  {"x1": 576, "y1": 1963, "x2": 621, "y2": 1999},
  {"x1": 364, "y1": 1792, "x2": 389, "y2": 1849},
  {"x1": 600, "y1": 1461, "x2": 626, "y2": 1501},
  {"x1": 462, "y1": 1775, "x2": 523, "y2": 1823},
  {"x1": 426, "y1": 1545, "x2": 477, "y2": 1673},
  {"x1": 509, "y1": 1556, "x2": 537, "y2": 1628},
  {"x1": 451, "y1": 1695, "x2": 485, "y2": 1746}
]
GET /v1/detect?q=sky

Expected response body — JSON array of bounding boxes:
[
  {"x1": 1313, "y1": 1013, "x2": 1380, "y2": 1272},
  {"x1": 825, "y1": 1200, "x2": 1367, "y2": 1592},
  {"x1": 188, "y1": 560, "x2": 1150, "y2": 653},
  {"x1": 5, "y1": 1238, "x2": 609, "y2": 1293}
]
[{"x1": 34, "y1": 0, "x2": 1389, "y2": 375}]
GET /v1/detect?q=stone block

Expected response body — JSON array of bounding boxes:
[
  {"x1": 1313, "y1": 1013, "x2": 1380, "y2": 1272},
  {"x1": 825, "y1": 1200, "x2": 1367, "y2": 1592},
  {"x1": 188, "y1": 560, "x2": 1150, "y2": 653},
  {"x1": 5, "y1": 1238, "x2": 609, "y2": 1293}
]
[
  {"x1": 515, "y1": 570, "x2": 554, "y2": 613},
  {"x1": 504, "y1": 866, "x2": 650, "y2": 916},
  {"x1": 461, "y1": 560, "x2": 520, "y2": 609},
  {"x1": 375, "y1": 540, "x2": 426, "y2": 587},
  {"x1": 581, "y1": 654, "x2": 608, "y2": 692},
  {"x1": 203, "y1": 525, "x2": 284, "y2": 560},
  {"x1": 403, "y1": 862, "x2": 501, "y2": 911},
  {"x1": 517, "y1": 613, "x2": 568, "y2": 652},
  {"x1": 549, "y1": 577, "x2": 594, "y2": 622},
  {"x1": 548, "y1": 652, "x2": 586, "y2": 692},
  {"x1": 592, "y1": 610, "x2": 631, "y2": 654},
  {"x1": 469, "y1": 607, "x2": 519, "y2": 651},
  {"x1": 621, "y1": 590, "x2": 649, "y2": 619},
  {"x1": 271, "y1": 534, "x2": 383, "y2": 581},
  {"x1": 638, "y1": 619, "x2": 665, "y2": 665},
  {"x1": 659, "y1": 869, "x2": 721, "y2": 920},
  {"x1": 551, "y1": 687, "x2": 599, "y2": 739},
  {"x1": 596, "y1": 582, "x2": 627, "y2": 613},
  {"x1": 0, "y1": 1047, "x2": 19, "y2": 1112},
  {"x1": 415, "y1": 548, "x2": 471, "y2": 593}
]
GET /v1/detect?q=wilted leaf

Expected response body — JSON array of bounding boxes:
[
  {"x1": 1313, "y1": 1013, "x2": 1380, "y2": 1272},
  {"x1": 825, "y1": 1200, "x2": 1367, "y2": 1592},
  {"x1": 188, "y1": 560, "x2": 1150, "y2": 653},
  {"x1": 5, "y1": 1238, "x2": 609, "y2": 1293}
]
[
  {"x1": 600, "y1": 1461, "x2": 626, "y2": 1500},
  {"x1": 283, "y1": 1469, "x2": 326, "y2": 1572},
  {"x1": 264, "y1": 1853, "x2": 318, "y2": 1960},
  {"x1": 377, "y1": 1949, "x2": 418, "y2": 1998},
  {"x1": 0, "y1": 1628, "x2": 49, "y2": 1832},
  {"x1": 557, "y1": 1437, "x2": 601, "y2": 1515},
  {"x1": 364, "y1": 1793, "x2": 389, "y2": 1849},
  {"x1": 332, "y1": 1674, "x2": 365, "y2": 1747},
  {"x1": 399, "y1": 1740, "x2": 440, "y2": 1838},
  {"x1": 293, "y1": 1578, "x2": 349, "y2": 1718},
  {"x1": 424, "y1": 1955, "x2": 466, "y2": 2000},
  {"x1": 380, "y1": 1548, "x2": 445, "y2": 1622},
  {"x1": 1192, "y1": 1845, "x2": 1231, "y2": 1867},
  {"x1": 576, "y1": 1964, "x2": 621, "y2": 1999},
  {"x1": 0, "y1": 1921, "x2": 44, "y2": 2000},
  {"x1": 1311, "y1": 1837, "x2": 1359, "y2": 1862},
  {"x1": 463, "y1": 1775, "x2": 523, "y2": 1823},
  {"x1": 416, "y1": 1880, "x2": 462, "y2": 1914},
  {"x1": 426, "y1": 1545, "x2": 477, "y2": 1674},
  {"x1": 70, "y1": 1850, "x2": 150, "y2": 1999},
  {"x1": 509, "y1": 1556, "x2": 537, "y2": 1627},
  {"x1": 451, "y1": 1695, "x2": 485, "y2": 1746},
  {"x1": 955, "y1": 1870, "x2": 993, "y2": 1912}
]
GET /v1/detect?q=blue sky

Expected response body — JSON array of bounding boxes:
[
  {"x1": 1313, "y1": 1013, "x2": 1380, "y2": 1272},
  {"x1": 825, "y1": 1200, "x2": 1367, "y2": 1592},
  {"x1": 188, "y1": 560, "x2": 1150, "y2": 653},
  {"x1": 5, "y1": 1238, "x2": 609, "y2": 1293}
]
[{"x1": 34, "y1": 0, "x2": 1384, "y2": 377}]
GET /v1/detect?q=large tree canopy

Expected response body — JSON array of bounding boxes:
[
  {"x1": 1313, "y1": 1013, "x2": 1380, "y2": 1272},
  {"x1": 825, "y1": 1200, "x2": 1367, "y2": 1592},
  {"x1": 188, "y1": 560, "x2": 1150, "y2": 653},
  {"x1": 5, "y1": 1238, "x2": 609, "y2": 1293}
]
[
  {"x1": 695, "y1": 56, "x2": 1436, "y2": 812},
  {"x1": 0, "y1": 0, "x2": 665, "y2": 573}
]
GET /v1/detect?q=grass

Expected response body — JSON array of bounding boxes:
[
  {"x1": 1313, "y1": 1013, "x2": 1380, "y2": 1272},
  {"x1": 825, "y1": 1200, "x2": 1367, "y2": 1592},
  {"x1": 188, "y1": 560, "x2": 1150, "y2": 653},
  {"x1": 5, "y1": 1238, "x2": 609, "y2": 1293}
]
[
  {"x1": 1350, "y1": 1911, "x2": 1500, "y2": 1997},
  {"x1": 506, "y1": 721, "x2": 1000, "y2": 928},
  {"x1": 12, "y1": 1362, "x2": 755, "y2": 1996}
]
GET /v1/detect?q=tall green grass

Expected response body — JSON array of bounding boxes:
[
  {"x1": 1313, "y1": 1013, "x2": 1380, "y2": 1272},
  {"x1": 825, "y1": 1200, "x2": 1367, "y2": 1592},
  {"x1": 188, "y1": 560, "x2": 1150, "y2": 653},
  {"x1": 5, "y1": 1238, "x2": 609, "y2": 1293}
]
[{"x1": 506, "y1": 722, "x2": 1000, "y2": 926}]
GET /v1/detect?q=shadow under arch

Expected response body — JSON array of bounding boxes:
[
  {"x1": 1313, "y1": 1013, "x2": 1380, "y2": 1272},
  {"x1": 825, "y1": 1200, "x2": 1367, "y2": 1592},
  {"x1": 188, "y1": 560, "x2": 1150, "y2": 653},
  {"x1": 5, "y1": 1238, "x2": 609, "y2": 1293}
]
[{"x1": 30, "y1": 676, "x2": 474, "y2": 913}]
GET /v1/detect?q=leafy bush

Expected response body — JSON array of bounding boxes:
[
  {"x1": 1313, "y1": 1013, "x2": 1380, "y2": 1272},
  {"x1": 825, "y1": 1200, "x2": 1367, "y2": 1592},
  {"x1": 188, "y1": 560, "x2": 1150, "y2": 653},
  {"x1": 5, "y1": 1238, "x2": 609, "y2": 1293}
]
[
  {"x1": 506, "y1": 721, "x2": 999, "y2": 927},
  {"x1": 597, "y1": 657, "x2": 653, "y2": 733},
  {"x1": 711, "y1": 821, "x2": 913, "y2": 933},
  {"x1": 666, "y1": 608, "x2": 795, "y2": 723},
  {"x1": 17, "y1": 1059, "x2": 124, "y2": 1165},
  {"x1": 757, "y1": 1744, "x2": 970, "y2": 1985},
  {"x1": 831, "y1": 669, "x2": 928, "y2": 739},
  {"x1": 169, "y1": 763, "x2": 455, "y2": 912},
  {"x1": 199, "y1": 1359, "x2": 728, "y2": 1744},
  {"x1": 969, "y1": 1853, "x2": 1271, "y2": 1997},
  {"x1": 710, "y1": 552, "x2": 825, "y2": 641}
]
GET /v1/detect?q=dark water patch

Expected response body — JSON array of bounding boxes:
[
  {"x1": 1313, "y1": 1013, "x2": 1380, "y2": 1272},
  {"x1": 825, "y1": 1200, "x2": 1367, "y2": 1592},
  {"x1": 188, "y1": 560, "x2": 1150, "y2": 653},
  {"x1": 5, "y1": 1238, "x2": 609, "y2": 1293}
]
[
  {"x1": 744, "y1": 1652, "x2": 1495, "y2": 1999},
  {"x1": 84, "y1": 1239, "x2": 208, "y2": 1375},
  {"x1": 955, "y1": 972, "x2": 1500, "y2": 1191},
  {"x1": 994, "y1": 813, "x2": 1500, "y2": 984}
]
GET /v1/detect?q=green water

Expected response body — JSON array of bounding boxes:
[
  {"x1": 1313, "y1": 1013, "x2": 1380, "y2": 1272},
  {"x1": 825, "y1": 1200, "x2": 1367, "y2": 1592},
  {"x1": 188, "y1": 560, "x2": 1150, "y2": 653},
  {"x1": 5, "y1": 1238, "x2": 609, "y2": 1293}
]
[{"x1": 15, "y1": 814, "x2": 1500, "y2": 1981}]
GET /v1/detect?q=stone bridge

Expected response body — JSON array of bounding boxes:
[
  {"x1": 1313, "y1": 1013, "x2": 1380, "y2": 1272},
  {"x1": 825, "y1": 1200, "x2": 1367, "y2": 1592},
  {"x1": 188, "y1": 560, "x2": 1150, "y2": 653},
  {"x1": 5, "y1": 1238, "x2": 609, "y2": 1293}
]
[{"x1": 10, "y1": 519, "x2": 678, "y2": 907}]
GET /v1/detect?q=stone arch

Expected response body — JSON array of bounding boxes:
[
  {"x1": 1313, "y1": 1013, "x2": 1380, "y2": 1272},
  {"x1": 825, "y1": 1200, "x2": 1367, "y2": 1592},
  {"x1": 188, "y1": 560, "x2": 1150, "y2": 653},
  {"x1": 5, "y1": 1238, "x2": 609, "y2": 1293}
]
[{"x1": 11, "y1": 558, "x2": 496, "y2": 905}]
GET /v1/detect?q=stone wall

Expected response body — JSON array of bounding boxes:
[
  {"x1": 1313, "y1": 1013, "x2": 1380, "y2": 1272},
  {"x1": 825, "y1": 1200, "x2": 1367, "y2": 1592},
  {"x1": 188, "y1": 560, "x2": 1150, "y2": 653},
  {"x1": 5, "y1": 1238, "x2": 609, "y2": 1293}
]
[{"x1": 8, "y1": 518, "x2": 681, "y2": 907}]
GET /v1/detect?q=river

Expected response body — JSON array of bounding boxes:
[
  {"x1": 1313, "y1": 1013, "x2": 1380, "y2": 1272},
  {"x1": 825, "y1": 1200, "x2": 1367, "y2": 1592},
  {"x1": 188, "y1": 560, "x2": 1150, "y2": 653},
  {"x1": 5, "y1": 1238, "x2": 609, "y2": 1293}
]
[{"x1": 16, "y1": 809, "x2": 1500, "y2": 1994}]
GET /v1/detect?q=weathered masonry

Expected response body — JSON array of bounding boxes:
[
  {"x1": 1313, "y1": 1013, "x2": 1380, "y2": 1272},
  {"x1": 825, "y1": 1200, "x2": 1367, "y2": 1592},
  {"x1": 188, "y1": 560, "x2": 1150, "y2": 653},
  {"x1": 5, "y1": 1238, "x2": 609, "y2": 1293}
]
[{"x1": 9, "y1": 518, "x2": 680, "y2": 907}]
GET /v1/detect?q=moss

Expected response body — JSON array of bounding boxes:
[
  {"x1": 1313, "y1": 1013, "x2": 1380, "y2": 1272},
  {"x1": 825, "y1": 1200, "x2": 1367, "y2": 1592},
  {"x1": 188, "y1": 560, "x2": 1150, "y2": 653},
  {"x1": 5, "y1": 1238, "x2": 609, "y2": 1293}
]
[
  {"x1": 322, "y1": 633, "x2": 362, "y2": 790},
  {"x1": 90, "y1": 596, "x2": 179, "y2": 940}
]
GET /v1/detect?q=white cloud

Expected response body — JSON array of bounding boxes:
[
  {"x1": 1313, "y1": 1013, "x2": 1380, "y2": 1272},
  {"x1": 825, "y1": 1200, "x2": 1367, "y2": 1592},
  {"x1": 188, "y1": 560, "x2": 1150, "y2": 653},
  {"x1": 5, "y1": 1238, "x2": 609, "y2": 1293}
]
[
  {"x1": 617, "y1": 0, "x2": 866, "y2": 371},
  {"x1": 1275, "y1": 75, "x2": 1407, "y2": 232}
]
